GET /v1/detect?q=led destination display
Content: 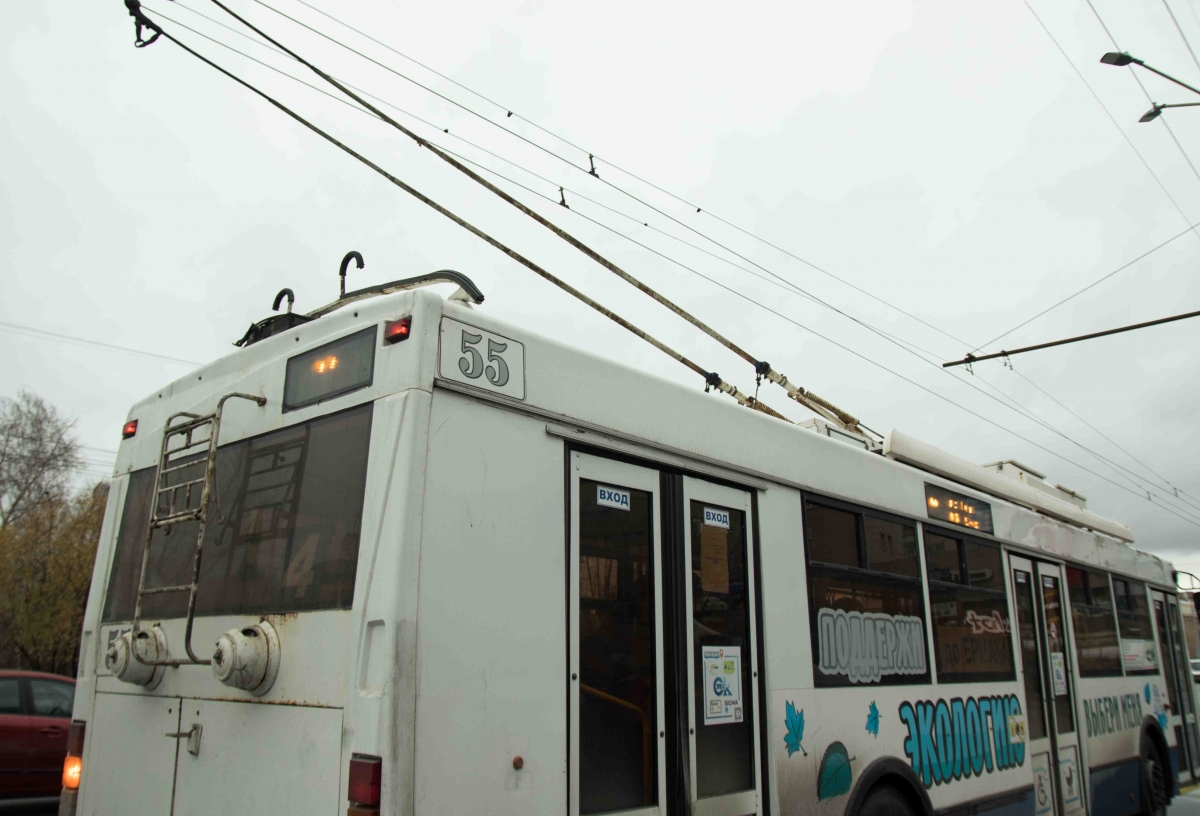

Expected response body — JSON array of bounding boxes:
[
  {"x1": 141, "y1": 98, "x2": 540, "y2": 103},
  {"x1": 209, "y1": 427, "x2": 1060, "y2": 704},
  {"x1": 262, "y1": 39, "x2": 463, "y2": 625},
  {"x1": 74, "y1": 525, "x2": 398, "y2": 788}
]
[{"x1": 925, "y1": 484, "x2": 994, "y2": 535}]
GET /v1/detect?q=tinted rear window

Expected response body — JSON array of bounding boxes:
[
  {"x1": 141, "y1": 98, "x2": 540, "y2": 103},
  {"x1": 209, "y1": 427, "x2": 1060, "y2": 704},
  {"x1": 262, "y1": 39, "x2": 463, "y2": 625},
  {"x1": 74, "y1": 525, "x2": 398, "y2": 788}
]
[{"x1": 102, "y1": 403, "x2": 373, "y2": 621}]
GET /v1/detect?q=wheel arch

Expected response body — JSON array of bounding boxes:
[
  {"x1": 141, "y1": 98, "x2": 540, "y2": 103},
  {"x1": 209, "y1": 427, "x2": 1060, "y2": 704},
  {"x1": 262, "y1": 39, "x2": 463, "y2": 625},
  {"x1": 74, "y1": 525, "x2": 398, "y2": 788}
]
[{"x1": 845, "y1": 756, "x2": 934, "y2": 816}]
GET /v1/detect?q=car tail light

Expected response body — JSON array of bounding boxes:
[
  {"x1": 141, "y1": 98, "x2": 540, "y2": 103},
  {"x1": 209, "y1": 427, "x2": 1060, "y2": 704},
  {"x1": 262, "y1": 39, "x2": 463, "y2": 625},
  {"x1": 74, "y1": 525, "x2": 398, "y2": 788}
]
[
  {"x1": 383, "y1": 317, "x2": 411, "y2": 344},
  {"x1": 62, "y1": 720, "x2": 86, "y2": 790},
  {"x1": 348, "y1": 753, "x2": 381, "y2": 811},
  {"x1": 122, "y1": 420, "x2": 138, "y2": 439}
]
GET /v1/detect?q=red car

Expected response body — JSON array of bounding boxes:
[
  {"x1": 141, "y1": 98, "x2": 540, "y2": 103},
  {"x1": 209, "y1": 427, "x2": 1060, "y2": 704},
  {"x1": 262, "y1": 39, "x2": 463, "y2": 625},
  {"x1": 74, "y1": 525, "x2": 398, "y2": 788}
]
[{"x1": 0, "y1": 671, "x2": 75, "y2": 806}]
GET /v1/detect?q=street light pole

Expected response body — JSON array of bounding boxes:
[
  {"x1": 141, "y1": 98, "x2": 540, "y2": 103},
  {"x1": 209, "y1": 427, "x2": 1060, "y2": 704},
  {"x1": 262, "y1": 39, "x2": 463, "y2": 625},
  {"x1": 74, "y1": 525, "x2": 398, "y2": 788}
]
[{"x1": 1100, "y1": 51, "x2": 1200, "y2": 122}]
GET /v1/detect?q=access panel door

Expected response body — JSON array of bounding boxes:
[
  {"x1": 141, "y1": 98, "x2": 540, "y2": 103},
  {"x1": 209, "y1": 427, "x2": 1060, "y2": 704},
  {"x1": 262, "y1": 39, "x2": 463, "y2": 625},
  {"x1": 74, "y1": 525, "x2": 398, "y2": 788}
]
[
  {"x1": 1011, "y1": 556, "x2": 1084, "y2": 816},
  {"x1": 682, "y1": 477, "x2": 762, "y2": 816},
  {"x1": 570, "y1": 453, "x2": 667, "y2": 816},
  {"x1": 171, "y1": 699, "x2": 342, "y2": 816}
]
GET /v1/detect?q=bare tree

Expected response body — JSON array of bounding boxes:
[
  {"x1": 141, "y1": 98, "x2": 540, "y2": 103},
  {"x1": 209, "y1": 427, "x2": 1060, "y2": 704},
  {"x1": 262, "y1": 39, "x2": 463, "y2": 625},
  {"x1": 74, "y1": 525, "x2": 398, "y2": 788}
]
[
  {"x1": 0, "y1": 391, "x2": 81, "y2": 529},
  {"x1": 0, "y1": 392, "x2": 98, "y2": 674}
]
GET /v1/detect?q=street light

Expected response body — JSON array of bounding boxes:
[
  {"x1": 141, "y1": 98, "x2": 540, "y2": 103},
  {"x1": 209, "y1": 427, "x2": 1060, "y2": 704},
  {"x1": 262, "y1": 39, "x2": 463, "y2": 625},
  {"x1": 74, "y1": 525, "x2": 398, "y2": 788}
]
[{"x1": 1100, "y1": 51, "x2": 1200, "y2": 122}]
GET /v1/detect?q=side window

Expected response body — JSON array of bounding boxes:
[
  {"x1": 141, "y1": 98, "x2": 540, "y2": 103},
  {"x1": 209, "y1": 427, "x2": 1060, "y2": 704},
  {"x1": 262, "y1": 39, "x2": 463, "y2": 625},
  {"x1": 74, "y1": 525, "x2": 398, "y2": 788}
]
[
  {"x1": 923, "y1": 531, "x2": 1015, "y2": 683},
  {"x1": 806, "y1": 497, "x2": 929, "y2": 688},
  {"x1": 1066, "y1": 567, "x2": 1122, "y2": 676},
  {"x1": 0, "y1": 678, "x2": 21, "y2": 715},
  {"x1": 1114, "y1": 578, "x2": 1158, "y2": 675},
  {"x1": 29, "y1": 680, "x2": 74, "y2": 718}
]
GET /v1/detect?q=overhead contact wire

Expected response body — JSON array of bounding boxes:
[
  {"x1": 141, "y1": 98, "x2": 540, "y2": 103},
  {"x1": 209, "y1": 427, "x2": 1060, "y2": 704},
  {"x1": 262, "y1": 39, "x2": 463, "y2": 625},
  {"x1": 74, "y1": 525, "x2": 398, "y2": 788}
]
[
  {"x1": 201, "y1": 0, "x2": 858, "y2": 430},
  {"x1": 130, "y1": 5, "x2": 781, "y2": 421}
]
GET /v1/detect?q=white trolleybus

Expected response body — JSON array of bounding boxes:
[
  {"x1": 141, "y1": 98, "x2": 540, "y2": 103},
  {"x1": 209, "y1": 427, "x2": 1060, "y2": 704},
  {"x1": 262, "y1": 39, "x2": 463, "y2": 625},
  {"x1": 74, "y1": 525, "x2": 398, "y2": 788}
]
[{"x1": 61, "y1": 273, "x2": 1200, "y2": 816}]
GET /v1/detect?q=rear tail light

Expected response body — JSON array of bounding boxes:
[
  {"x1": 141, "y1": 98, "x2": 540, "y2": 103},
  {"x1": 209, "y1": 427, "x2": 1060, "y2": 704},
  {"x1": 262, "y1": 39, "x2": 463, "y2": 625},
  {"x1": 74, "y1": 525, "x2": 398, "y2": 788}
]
[
  {"x1": 122, "y1": 420, "x2": 138, "y2": 439},
  {"x1": 348, "y1": 753, "x2": 382, "y2": 811},
  {"x1": 62, "y1": 720, "x2": 86, "y2": 790},
  {"x1": 383, "y1": 317, "x2": 411, "y2": 344}
]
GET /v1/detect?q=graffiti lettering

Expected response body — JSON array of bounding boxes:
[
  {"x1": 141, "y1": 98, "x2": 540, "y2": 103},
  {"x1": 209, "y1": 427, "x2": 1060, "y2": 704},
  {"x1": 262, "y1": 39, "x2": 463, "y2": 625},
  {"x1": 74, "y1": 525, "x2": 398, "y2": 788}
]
[
  {"x1": 817, "y1": 608, "x2": 927, "y2": 683},
  {"x1": 1083, "y1": 694, "x2": 1142, "y2": 737},
  {"x1": 964, "y1": 609, "x2": 1010, "y2": 635},
  {"x1": 899, "y1": 695, "x2": 1025, "y2": 788}
]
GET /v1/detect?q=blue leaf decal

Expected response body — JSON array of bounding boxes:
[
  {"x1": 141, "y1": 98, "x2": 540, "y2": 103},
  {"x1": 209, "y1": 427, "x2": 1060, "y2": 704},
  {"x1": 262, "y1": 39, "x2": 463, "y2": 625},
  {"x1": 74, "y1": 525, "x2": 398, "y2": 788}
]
[
  {"x1": 865, "y1": 701, "x2": 879, "y2": 738},
  {"x1": 783, "y1": 700, "x2": 807, "y2": 757},
  {"x1": 817, "y1": 741, "x2": 854, "y2": 800},
  {"x1": 1144, "y1": 683, "x2": 1152, "y2": 704}
]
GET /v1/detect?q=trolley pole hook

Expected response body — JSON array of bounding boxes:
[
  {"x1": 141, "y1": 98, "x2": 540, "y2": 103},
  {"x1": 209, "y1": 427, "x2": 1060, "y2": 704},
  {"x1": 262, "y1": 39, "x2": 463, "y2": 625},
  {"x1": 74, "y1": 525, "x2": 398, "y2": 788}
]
[
  {"x1": 340, "y1": 251, "x2": 364, "y2": 298},
  {"x1": 272, "y1": 288, "x2": 295, "y2": 314}
]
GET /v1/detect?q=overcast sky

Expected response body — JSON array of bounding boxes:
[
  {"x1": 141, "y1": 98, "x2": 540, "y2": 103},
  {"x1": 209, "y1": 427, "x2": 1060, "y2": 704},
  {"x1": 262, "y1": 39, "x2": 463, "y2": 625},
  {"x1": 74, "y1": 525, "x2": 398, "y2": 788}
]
[{"x1": 3, "y1": 0, "x2": 1200, "y2": 564}]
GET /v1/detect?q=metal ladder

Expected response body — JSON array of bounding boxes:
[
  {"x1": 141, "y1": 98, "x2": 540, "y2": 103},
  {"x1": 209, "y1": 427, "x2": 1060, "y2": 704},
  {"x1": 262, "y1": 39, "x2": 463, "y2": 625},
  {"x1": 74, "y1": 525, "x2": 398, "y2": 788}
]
[{"x1": 131, "y1": 392, "x2": 266, "y2": 666}]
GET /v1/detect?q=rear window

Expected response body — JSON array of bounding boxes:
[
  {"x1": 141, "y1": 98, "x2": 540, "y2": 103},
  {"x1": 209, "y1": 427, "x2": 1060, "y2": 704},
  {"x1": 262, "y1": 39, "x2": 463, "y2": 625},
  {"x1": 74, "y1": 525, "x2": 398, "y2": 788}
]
[{"x1": 102, "y1": 403, "x2": 373, "y2": 622}]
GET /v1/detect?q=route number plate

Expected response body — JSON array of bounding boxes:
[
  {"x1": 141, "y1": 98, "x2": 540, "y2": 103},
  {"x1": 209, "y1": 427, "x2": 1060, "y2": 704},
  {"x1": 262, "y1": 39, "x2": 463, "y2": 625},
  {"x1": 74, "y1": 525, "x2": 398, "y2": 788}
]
[{"x1": 439, "y1": 317, "x2": 526, "y2": 400}]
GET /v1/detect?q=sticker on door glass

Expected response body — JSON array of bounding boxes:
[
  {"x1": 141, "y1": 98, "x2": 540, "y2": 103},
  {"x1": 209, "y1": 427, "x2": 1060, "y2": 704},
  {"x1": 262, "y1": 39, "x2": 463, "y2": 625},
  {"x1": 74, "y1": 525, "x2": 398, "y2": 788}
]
[
  {"x1": 702, "y1": 507, "x2": 730, "y2": 529},
  {"x1": 596, "y1": 485, "x2": 631, "y2": 511},
  {"x1": 1059, "y1": 746, "x2": 1082, "y2": 813},
  {"x1": 702, "y1": 646, "x2": 742, "y2": 725},
  {"x1": 438, "y1": 317, "x2": 526, "y2": 400},
  {"x1": 1032, "y1": 753, "x2": 1053, "y2": 816},
  {"x1": 1050, "y1": 652, "x2": 1068, "y2": 697}
]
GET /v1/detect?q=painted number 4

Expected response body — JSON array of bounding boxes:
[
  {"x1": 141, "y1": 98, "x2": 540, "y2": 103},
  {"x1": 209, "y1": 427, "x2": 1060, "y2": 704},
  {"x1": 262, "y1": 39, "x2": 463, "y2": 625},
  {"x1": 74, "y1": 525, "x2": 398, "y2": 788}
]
[{"x1": 458, "y1": 331, "x2": 509, "y2": 387}]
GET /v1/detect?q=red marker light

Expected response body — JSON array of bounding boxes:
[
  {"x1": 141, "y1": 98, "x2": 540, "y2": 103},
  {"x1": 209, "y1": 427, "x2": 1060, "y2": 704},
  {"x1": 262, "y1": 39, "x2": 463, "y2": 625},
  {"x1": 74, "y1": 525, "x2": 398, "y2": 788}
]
[
  {"x1": 348, "y1": 754, "x2": 382, "y2": 808},
  {"x1": 383, "y1": 317, "x2": 411, "y2": 345},
  {"x1": 122, "y1": 420, "x2": 138, "y2": 439}
]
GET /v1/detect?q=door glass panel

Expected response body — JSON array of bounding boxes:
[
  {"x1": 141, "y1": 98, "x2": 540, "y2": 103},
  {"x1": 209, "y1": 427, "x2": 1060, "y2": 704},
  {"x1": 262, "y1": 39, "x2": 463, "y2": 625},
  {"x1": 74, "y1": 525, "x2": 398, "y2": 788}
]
[
  {"x1": 28, "y1": 680, "x2": 73, "y2": 718},
  {"x1": 578, "y1": 479, "x2": 657, "y2": 814},
  {"x1": 1041, "y1": 572, "x2": 1075, "y2": 733},
  {"x1": 1013, "y1": 569, "x2": 1047, "y2": 740},
  {"x1": 1155, "y1": 600, "x2": 1180, "y2": 713},
  {"x1": 690, "y1": 501, "x2": 754, "y2": 798}
]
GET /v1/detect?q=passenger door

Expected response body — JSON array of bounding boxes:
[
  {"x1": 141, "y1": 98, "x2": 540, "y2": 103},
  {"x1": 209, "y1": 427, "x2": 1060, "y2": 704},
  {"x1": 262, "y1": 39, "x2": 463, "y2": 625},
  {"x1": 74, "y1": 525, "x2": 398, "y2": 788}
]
[
  {"x1": 1010, "y1": 556, "x2": 1084, "y2": 816},
  {"x1": 568, "y1": 453, "x2": 765, "y2": 816},
  {"x1": 1153, "y1": 591, "x2": 1200, "y2": 782},
  {"x1": 681, "y1": 476, "x2": 762, "y2": 816},
  {"x1": 570, "y1": 453, "x2": 667, "y2": 816}
]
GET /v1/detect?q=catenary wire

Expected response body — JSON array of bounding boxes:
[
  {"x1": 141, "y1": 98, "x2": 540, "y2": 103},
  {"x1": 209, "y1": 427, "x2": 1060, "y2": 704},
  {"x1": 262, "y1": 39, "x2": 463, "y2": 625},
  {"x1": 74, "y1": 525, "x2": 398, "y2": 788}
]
[
  {"x1": 239, "y1": 0, "x2": 983, "y2": 356},
  {"x1": 261, "y1": 0, "x2": 1200, "y2": 364},
  {"x1": 216, "y1": 0, "x2": 1200, "y2": 509},
  {"x1": 442, "y1": 148, "x2": 1200, "y2": 524},
  {"x1": 967, "y1": 221, "x2": 1199, "y2": 354},
  {"x1": 0, "y1": 320, "x2": 204, "y2": 367},
  {"x1": 1162, "y1": 0, "x2": 1200, "y2": 79},
  {"x1": 192, "y1": 0, "x2": 861, "y2": 429},
  {"x1": 133, "y1": 8, "x2": 784, "y2": 423},
  {"x1": 1010, "y1": 368, "x2": 1200, "y2": 509},
  {"x1": 154, "y1": 7, "x2": 1200, "y2": 521},
  {"x1": 1085, "y1": 0, "x2": 1200, "y2": 188}
]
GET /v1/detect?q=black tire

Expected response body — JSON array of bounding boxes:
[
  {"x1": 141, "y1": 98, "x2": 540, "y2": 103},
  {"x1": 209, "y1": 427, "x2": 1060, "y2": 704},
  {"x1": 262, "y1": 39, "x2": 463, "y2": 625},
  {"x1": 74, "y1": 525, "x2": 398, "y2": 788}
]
[
  {"x1": 1141, "y1": 739, "x2": 1169, "y2": 816},
  {"x1": 858, "y1": 784, "x2": 916, "y2": 816}
]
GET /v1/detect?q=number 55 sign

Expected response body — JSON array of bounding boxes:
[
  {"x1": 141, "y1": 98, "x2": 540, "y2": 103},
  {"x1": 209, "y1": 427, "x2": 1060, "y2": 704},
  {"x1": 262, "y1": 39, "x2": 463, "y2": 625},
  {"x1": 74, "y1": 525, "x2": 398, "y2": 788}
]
[{"x1": 439, "y1": 317, "x2": 526, "y2": 400}]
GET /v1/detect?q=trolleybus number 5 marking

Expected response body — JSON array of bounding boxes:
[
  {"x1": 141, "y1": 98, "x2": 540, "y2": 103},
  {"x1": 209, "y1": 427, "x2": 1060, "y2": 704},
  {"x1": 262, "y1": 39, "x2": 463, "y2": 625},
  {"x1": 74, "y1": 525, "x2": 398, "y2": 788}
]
[{"x1": 458, "y1": 331, "x2": 509, "y2": 387}]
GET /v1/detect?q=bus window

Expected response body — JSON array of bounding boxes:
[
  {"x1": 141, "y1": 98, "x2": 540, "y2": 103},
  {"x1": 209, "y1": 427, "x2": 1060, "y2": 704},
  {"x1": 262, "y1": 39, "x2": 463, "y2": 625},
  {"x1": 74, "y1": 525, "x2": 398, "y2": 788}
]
[
  {"x1": 923, "y1": 531, "x2": 1015, "y2": 683},
  {"x1": 806, "y1": 497, "x2": 929, "y2": 688},
  {"x1": 578, "y1": 479, "x2": 657, "y2": 814},
  {"x1": 1114, "y1": 579, "x2": 1158, "y2": 675},
  {"x1": 102, "y1": 403, "x2": 373, "y2": 621},
  {"x1": 1065, "y1": 567, "x2": 1122, "y2": 677},
  {"x1": 1012, "y1": 570, "x2": 1047, "y2": 740}
]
